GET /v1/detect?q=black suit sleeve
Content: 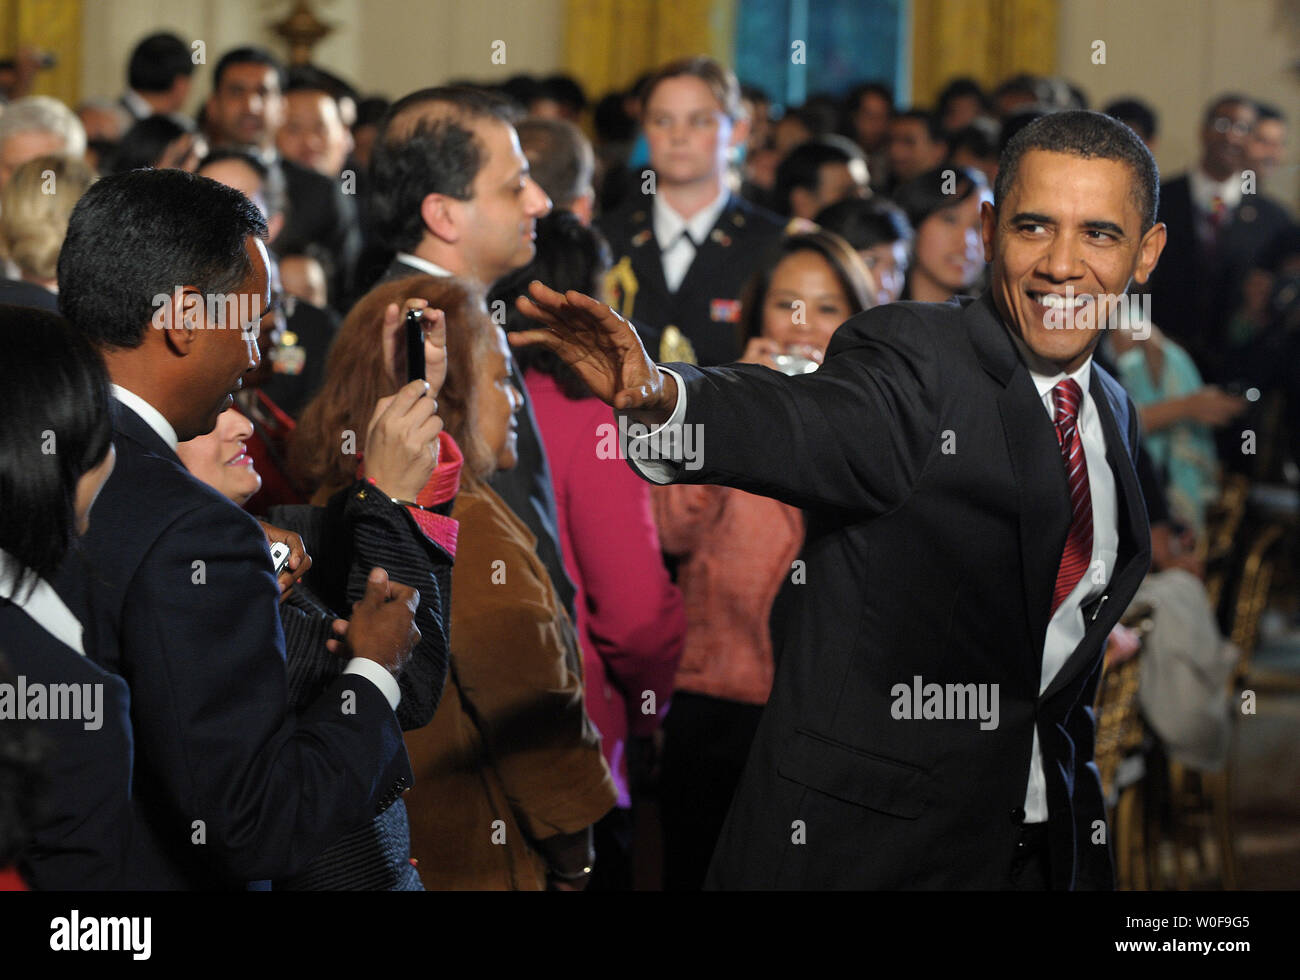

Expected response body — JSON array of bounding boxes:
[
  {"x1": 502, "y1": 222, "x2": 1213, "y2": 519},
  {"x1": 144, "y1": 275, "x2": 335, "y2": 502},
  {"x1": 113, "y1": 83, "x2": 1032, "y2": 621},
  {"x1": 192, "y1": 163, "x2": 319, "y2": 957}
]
[
  {"x1": 666, "y1": 303, "x2": 942, "y2": 515},
  {"x1": 117, "y1": 497, "x2": 409, "y2": 881}
]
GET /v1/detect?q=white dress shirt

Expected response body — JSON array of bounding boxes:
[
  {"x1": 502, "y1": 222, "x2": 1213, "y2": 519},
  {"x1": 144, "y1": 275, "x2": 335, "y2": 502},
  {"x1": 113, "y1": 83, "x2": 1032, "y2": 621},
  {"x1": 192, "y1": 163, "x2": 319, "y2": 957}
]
[
  {"x1": 110, "y1": 388, "x2": 402, "y2": 710},
  {"x1": 622, "y1": 350, "x2": 1121, "y2": 823},
  {"x1": 0, "y1": 548, "x2": 85, "y2": 655},
  {"x1": 394, "y1": 252, "x2": 454, "y2": 279},
  {"x1": 653, "y1": 185, "x2": 730, "y2": 294},
  {"x1": 1188, "y1": 166, "x2": 1243, "y2": 214}
]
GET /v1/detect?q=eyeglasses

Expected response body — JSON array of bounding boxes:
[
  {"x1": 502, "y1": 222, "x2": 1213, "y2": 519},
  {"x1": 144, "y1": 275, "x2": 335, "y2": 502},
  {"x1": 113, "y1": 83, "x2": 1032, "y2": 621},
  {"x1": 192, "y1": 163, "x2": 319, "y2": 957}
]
[{"x1": 1211, "y1": 116, "x2": 1252, "y2": 136}]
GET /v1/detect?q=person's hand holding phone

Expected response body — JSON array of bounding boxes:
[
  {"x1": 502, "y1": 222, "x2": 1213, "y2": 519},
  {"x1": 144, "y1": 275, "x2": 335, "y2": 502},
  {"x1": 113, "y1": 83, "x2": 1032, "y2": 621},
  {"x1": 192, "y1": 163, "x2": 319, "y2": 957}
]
[
  {"x1": 364, "y1": 380, "x2": 444, "y2": 502},
  {"x1": 256, "y1": 520, "x2": 312, "y2": 601},
  {"x1": 380, "y1": 297, "x2": 447, "y2": 399}
]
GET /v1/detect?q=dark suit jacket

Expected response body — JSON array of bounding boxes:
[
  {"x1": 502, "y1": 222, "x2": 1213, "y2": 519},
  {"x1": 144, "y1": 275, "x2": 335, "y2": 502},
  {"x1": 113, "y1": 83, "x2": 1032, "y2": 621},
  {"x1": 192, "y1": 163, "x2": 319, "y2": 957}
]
[
  {"x1": 1147, "y1": 174, "x2": 1292, "y2": 381},
  {"x1": 2, "y1": 598, "x2": 135, "y2": 889},
  {"x1": 274, "y1": 156, "x2": 361, "y2": 313},
  {"x1": 597, "y1": 192, "x2": 785, "y2": 366},
  {"x1": 0, "y1": 279, "x2": 59, "y2": 312},
  {"x1": 381, "y1": 257, "x2": 577, "y2": 619},
  {"x1": 661, "y1": 293, "x2": 1151, "y2": 889},
  {"x1": 55, "y1": 400, "x2": 412, "y2": 889}
]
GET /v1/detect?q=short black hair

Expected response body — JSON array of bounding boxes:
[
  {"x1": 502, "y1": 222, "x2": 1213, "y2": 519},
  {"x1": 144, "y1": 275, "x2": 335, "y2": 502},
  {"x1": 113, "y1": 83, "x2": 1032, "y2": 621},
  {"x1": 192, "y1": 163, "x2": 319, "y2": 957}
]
[
  {"x1": 535, "y1": 74, "x2": 587, "y2": 114},
  {"x1": 212, "y1": 46, "x2": 285, "y2": 94},
  {"x1": 491, "y1": 210, "x2": 610, "y2": 399},
  {"x1": 815, "y1": 196, "x2": 914, "y2": 250},
  {"x1": 104, "y1": 114, "x2": 190, "y2": 174},
  {"x1": 197, "y1": 147, "x2": 288, "y2": 220},
  {"x1": 1203, "y1": 92, "x2": 1254, "y2": 127},
  {"x1": 895, "y1": 108, "x2": 948, "y2": 145},
  {"x1": 995, "y1": 109, "x2": 1159, "y2": 232},
  {"x1": 773, "y1": 137, "x2": 861, "y2": 216},
  {"x1": 0, "y1": 306, "x2": 112, "y2": 598},
  {"x1": 937, "y1": 77, "x2": 990, "y2": 120},
  {"x1": 894, "y1": 165, "x2": 987, "y2": 230},
  {"x1": 1103, "y1": 97, "x2": 1158, "y2": 142},
  {"x1": 1253, "y1": 100, "x2": 1284, "y2": 124},
  {"x1": 57, "y1": 169, "x2": 267, "y2": 349},
  {"x1": 949, "y1": 118, "x2": 1001, "y2": 160},
  {"x1": 846, "y1": 81, "x2": 895, "y2": 114},
  {"x1": 370, "y1": 86, "x2": 519, "y2": 252},
  {"x1": 127, "y1": 31, "x2": 194, "y2": 92},
  {"x1": 354, "y1": 96, "x2": 391, "y2": 130}
]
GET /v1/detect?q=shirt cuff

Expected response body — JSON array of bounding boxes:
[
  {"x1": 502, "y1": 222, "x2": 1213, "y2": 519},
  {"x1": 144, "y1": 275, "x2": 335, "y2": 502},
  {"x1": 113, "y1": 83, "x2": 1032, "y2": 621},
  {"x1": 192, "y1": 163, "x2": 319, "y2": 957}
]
[
  {"x1": 343, "y1": 657, "x2": 401, "y2": 712},
  {"x1": 618, "y1": 366, "x2": 688, "y2": 486}
]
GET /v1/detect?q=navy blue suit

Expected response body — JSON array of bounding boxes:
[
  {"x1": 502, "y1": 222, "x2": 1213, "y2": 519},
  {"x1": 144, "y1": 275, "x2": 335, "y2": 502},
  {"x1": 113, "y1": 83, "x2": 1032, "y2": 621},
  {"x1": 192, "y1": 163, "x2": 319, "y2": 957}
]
[
  {"x1": 1, "y1": 596, "x2": 136, "y2": 889},
  {"x1": 55, "y1": 400, "x2": 412, "y2": 889}
]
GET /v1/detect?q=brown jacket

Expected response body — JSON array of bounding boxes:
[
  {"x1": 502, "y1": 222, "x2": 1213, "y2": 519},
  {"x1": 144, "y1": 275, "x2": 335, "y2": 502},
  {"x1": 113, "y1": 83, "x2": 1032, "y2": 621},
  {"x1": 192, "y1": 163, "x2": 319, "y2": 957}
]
[{"x1": 403, "y1": 479, "x2": 616, "y2": 889}]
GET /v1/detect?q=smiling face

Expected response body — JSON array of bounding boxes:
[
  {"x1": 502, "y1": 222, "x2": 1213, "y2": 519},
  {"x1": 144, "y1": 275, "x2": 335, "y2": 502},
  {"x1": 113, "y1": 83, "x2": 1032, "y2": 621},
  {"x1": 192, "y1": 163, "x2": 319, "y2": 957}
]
[
  {"x1": 644, "y1": 76, "x2": 737, "y2": 188},
  {"x1": 456, "y1": 119, "x2": 551, "y2": 285},
  {"x1": 912, "y1": 192, "x2": 988, "y2": 297},
  {"x1": 277, "y1": 89, "x2": 352, "y2": 176},
  {"x1": 982, "y1": 149, "x2": 1166, "y2": 373},
  {"x1": 761, "y1": 249, "x2": 854, "y2": 355},
  {"x1": 176, "y1": 407, "x2": 261, "y2": 505},
  {"x1": 473, "y1": 326, "x2": 523, "y2": 471}
]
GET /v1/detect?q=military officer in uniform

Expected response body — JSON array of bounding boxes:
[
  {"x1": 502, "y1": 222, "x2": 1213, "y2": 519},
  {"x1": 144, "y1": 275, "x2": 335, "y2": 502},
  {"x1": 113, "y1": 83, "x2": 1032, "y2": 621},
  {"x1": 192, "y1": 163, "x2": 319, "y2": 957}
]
[{"x1": 598, "y1": 56, "x2": 786, "y2": 367}]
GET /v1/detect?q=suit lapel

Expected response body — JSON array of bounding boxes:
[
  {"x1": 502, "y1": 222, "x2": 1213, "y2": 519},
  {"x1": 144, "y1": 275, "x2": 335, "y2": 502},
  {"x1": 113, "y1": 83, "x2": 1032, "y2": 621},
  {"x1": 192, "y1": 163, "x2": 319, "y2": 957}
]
[{"x1": 965, "y1": 295, "x2": 1071, "y2": 686}]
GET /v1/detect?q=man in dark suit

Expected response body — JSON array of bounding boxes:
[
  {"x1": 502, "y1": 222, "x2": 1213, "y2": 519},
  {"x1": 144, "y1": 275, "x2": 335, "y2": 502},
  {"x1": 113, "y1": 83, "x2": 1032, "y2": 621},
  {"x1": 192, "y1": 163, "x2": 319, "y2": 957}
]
[
  {"x1": 52, "y1": 169, "x2": 425, "y2": 890},
  {"x1": 205, "y1": 48, "x2": 356, "y2": 313},
  {"x1": 119, "y1": 31, "x2": 194, "y2": 126},
  {"x1": 1147, "y1": 94, "x2": 1292, "y2": 383},
  {"x1": 369, "y1": 86, "x2": 575, "y2": 618},
  {"x1": 597, "y1": 56, "x2": 786, "y2": 367},
  {"x1": 511, "y1": 110, "x2": 1166, "y2": 889}
]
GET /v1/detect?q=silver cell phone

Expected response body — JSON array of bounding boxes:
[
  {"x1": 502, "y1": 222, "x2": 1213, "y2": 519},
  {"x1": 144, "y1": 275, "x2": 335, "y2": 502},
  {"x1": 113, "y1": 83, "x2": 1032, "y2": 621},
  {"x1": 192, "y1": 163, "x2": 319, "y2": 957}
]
[{"x1": 269, "y1": 542, "x2": 291, "y2": 576}]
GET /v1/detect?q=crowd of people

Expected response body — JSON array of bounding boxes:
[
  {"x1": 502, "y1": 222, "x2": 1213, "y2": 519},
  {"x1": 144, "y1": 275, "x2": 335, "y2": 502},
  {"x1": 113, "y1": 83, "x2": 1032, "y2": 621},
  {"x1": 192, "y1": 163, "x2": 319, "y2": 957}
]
[{"x1": 0, "y1": 29, "x2": 1295, "y2": 891}]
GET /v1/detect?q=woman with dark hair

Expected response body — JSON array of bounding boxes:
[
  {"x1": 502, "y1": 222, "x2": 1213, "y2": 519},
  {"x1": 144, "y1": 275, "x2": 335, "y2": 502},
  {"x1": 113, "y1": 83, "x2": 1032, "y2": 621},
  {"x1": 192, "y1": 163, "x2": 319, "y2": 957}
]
[
  {"x1": 893, "y1": 164, "x2": 991, "y2": 302},
  {"x1": 493, "y1": 211, "x2": 685, "y2": 890},
  {"x1": 104, "y1": 114, "x2": 206, "y2": 175},
  {"x1": 293, "y1": 275, "x2": 616, "y2": 890},
  {"x1": 814, "y1": 196, "x2": 914, "y2": 306},
  {"x1": 650, "y1": 230, "x2": 875, "y2": 889},
  {"x1": 0, "y1": 305, "x2": 135, "y2": 889}
]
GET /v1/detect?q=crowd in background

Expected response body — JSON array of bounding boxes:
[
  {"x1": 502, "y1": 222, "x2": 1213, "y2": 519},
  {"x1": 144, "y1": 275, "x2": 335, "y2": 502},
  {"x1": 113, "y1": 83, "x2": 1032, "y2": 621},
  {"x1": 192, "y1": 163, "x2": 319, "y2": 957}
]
[{"x1": 0, "y1": 29, "x2": 1296, "y2": 891}]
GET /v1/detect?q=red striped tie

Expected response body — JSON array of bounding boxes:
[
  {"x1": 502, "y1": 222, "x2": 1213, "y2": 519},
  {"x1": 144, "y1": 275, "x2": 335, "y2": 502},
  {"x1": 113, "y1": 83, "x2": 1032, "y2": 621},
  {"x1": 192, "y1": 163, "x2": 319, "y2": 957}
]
[{"x1": 1050, "y1": 379, "x2": 1093, "y2": 616}]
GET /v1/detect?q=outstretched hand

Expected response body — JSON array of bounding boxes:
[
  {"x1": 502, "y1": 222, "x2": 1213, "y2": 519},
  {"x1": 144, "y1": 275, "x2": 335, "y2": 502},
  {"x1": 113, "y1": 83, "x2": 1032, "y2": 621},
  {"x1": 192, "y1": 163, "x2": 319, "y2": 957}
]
[{"x1": 509, "y1": 281, "x2": 678, "y2": 427}]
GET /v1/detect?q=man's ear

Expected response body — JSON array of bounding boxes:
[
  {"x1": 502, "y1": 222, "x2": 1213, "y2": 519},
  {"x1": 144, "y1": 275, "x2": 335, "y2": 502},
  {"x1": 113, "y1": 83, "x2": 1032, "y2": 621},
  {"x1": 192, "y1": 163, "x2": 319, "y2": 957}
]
[
  {"x1": 420, "y1": 192, "x2": 460, "y2": 244},
  {"x1": 980, "y1": 199, "x2": 998, "y2": 263},
  {"x1": 1132, "y1": 221, "x2": 1167, "y2": 286},
  {"x1": 154, "y1": 285, "x2": 206, "y2": 357}
]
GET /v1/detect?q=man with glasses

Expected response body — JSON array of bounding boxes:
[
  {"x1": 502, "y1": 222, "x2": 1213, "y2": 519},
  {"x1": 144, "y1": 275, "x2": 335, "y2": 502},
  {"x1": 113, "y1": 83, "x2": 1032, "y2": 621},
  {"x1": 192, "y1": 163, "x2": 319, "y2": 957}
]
[{"x1": 1148, "y1": 94, "x2": 1291, "y2": 383}]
